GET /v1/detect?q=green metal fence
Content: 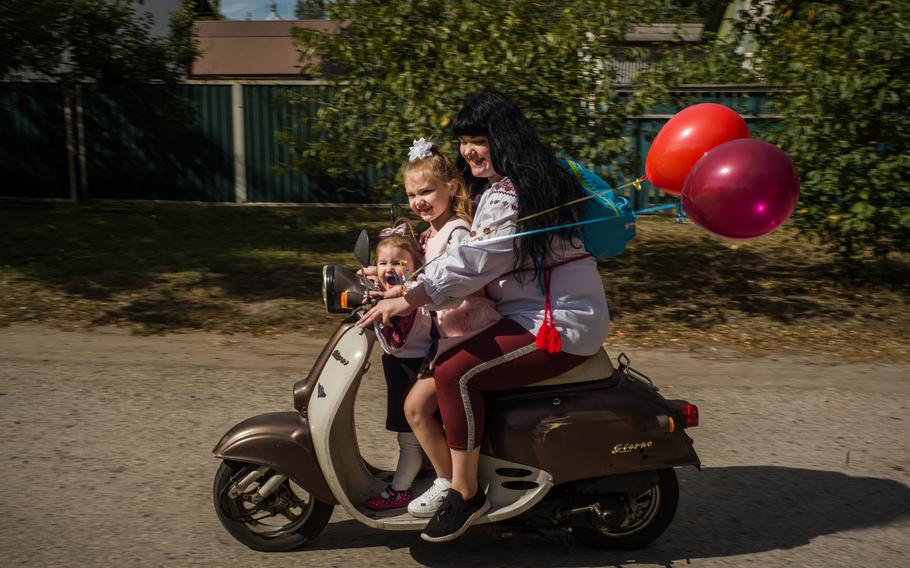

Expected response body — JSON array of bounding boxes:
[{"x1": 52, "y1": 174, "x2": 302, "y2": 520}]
[
  {"x1": 0, "y1": 82, "x2": 778, "y2": 209},
  {"x1": 0, "y1": 83, "x2": 70, "y2": 199},
  {"x1": 83, "y1": 84, "x2": 235, "y2": 201},
  {"x1": 242, "y1": 84, "x2": 377, "y2": 203}
]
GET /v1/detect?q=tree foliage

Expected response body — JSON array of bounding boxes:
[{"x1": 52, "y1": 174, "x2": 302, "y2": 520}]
[
  {"x1": 295, "y1": 0, "x2": 328, "y2": 19},
  {"x1": 748, "y1": 0, "x2": 910, "y2": 258},
  {"x1": 288, "y1": 0, "x2": 662, "y2": 194},
  {"x1": 0, "y1": 0, "x2": 200, "y2": 85},
  {"x1": 658, "y1": 1, "x2": 909, "y2": 258}
]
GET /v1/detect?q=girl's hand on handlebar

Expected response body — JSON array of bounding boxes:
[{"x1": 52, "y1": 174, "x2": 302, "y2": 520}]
[
  {"x1": 357, "y1": 266, "x2": 378, "y2": 278},
  {"x1": 365, "y1": 285, "x2": 404, "y2": 302},
  {"x1": 357, "y1": 297, "x2": 414, "y2": 327},
  {"x1": 367, "y1": 285, "x2": 404, "y2": 300}
]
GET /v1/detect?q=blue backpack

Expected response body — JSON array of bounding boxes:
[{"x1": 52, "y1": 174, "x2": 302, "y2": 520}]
[{"x1": 561, "y1": 160, "x2": 636, "y2": 260}]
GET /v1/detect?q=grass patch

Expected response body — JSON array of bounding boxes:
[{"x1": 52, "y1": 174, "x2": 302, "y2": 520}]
[{"x1": 2, "y1": 202, "x2": 908, "y2": 360}]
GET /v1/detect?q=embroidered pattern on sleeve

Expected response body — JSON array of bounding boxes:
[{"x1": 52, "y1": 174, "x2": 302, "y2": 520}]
[{"x1": 490, "y1": 177, "x2": 517, "y2": 196}]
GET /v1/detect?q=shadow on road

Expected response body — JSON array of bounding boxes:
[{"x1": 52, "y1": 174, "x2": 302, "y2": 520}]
[{"x1": 301, "y1": 465, "x2": 910, "y2": 566}]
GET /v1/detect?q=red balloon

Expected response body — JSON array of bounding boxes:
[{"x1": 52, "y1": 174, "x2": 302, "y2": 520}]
[
  {"x1": 645, "y1": 103, "x2": 751, "y2": 195},
  {"x1": 681, "y1": 139, "x2": 800, "y2": 240}
]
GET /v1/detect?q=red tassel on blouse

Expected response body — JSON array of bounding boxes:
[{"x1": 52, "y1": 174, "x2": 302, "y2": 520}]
[
  {"x1": 502, "y1": 253, "x2": 590, "y2": 356},
  {"x1": 535, "y1": 267, "x2": 563, "y2": 354}
]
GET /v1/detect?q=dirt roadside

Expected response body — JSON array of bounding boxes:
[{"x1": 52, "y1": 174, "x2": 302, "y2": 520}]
[
  {"x1": 1, "y1": 323, "x2": 907, "y2": 390},
  {"x1": 0, "y1": 324, "x2": 908, "y2": 568}
]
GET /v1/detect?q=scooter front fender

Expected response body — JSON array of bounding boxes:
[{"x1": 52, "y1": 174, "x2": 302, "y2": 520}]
[{"x1": 212, "y1": 411, "x2": 338, "y2": 504}]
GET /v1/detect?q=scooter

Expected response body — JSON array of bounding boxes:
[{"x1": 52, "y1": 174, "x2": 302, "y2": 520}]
[{"x1": 212, "y1": 231, "x2": 701, "y2": 552}]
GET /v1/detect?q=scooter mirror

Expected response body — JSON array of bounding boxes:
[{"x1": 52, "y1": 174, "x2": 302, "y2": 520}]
[{"x1": 354, "y1": 229, "x2": 371, "y2": 268}]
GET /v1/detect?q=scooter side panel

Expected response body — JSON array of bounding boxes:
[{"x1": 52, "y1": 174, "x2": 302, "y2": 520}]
[
  {"x1": 485, "y1": 377, "x2": 700, "y2": 484},
  {"x1": 307, "y1": 326, "x2": 401, "y2": 527},
  {"x1": 212, "y1": 411, "x2": 338, "y2": 504},
  {"x1": 294, "y1": 321, "x2": 355, "y2": 415}
]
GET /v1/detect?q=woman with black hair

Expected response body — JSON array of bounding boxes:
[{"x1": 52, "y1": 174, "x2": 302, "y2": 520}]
[{"x1": 358, "y1": 90, "x2": 610, "y2": 542}]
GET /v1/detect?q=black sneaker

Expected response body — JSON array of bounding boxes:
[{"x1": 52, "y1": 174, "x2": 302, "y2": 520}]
[{"x1": 419, "y1": 488, "x2": 490, "y2": 543}]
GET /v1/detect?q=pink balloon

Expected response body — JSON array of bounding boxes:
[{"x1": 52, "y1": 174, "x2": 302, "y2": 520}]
[{"x1": 681, "y1": 139, "x2": 800, "y2": 240}]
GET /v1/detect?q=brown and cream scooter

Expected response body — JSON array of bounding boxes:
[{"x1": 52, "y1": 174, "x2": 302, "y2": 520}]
[{"x1": 212, "y1": 231, "x2": 701, "y2": 552}]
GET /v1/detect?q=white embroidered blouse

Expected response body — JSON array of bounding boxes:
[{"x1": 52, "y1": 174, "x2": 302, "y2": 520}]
[{"x1": 420, "y1": 177, "x2": 610, "y2": 356}]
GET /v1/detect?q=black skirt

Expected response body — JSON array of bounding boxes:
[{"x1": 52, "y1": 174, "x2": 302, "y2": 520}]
[{"x1": 381, "y1": 354, "x2": 426, "y2": 432}]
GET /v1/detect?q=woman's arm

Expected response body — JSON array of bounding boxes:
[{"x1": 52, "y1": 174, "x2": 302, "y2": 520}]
[
  {"x1": 361, "y1": 182, "x2": 519, "y2": 327},
  {"x1": 357, "y1": 282, "x2": 430, "y2": 327},
  {"x1": 420, "y1": 184, "x2": 519, "y2": 304}
]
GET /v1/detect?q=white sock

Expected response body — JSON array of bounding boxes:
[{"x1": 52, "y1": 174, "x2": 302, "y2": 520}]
[{"x1": 391, "y1": 432, "x2": 423, "y2": 492}]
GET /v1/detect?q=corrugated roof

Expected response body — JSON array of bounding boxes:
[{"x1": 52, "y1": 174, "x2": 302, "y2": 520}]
[{"x1": 190, "y1": 20, "x2": 701, "y2": 77}]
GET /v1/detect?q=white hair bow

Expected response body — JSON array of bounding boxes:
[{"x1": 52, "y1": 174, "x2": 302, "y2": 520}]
[
  {"x1": 408, "y1": 138, "x2": 433, "y2": 162},
  {"x1": 378, "y1": 224, "x2": 409, "y2": 238}
]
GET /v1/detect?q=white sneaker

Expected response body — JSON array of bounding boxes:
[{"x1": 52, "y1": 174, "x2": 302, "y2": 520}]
[{"x1": 408, "y1": 477, "x2": 451, "y2": 518}]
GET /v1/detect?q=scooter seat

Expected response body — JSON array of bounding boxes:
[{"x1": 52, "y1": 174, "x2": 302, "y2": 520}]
[{"x1": 531, "y1": 347, "x2": 614, "y2": 387}]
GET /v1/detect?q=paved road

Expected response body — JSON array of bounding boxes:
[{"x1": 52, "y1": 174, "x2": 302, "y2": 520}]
[{"x1": 0, "y1": 324, "x2": 908, "y2": 567}]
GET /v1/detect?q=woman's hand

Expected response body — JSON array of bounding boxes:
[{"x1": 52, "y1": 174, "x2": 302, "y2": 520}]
[{"x1": 357, "y1": 296, "x2": 414, "y2": 327}]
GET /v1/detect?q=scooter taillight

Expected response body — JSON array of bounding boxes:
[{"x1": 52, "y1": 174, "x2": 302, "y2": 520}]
[{"x1": 670, "y1": 400, "x2": 699, "y2": 428}]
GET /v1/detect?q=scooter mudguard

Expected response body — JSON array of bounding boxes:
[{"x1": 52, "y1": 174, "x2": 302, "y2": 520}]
[{"x1": 212, "y1": 411, "x2": 338, "y2": 504}]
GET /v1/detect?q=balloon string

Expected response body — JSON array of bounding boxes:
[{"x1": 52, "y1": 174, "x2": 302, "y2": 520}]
[
  {"x1": 409, "y1": 199, "x2": 678, "y2": 281},
  {"x1": 634, "y1": 202, "x2": 678, "y2": 214},
  {"x1": 458, "y1": 173, "x2": 649, "y2": 253},
  {"x1": 516, "y1": 174, "x2": 647, "y2": 226}
]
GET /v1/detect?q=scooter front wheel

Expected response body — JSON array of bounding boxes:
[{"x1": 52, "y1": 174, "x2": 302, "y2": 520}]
[
  {"x1": 213, "y1": 460, "x2": 334, "y2": 552},
  {"x1": 572, "y1": 468, "x2": 679, "y2": 551}
]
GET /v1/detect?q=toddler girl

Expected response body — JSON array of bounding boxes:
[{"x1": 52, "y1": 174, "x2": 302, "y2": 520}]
[{"x1": 365, "y1": 222, "x2": 431, "y2": 510}]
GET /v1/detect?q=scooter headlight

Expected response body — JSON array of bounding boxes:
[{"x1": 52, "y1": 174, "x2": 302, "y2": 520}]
[{"x1": 322, "y1": 265, "x2": 365, "y2": 313}]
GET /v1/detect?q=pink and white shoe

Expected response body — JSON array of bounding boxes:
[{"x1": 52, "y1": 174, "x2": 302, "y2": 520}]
[{"x1": 365, "y1": 485, "x2": 413, "y2": 510}]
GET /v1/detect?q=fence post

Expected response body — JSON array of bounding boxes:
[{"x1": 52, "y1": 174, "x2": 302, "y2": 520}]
[
  {"x1": 632, "y1": 117, "x2": 644, "y2": 210},
  {"x1": 232, "y1": 82, "x2": 247, "y2": 203},
  {"x1": 63, "y1": 85, "x2": 77, "y2": 201},
  {"x1": 63, "y1": 84, "x2": 88, "y2": 202}
]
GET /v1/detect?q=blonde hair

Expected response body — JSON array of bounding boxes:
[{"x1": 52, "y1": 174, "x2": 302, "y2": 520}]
[
  {"x1": 376, "y1": 219, "x2": 424, "y2": 269},
  {"x1": 402, "y1": 142, "x2": 473, "y2": 223}
]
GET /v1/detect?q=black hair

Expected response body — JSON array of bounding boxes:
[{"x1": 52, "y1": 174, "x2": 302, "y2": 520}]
[{"x1": 452, "y1": 90, "x2": 584, "y2": 282}]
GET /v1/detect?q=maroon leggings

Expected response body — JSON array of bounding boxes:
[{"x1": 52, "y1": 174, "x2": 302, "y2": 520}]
[{"x1": 433, "y1": 318, "x2": 588, "y2": 450}]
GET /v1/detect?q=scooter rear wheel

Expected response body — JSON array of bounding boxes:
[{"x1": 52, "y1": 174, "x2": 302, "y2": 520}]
[
  {"x1": 213, "y1": 460, "x2": 334, "y2": 552},
  {"x1": 572, "y1": 468, "x2": 679, "y2": 551}
]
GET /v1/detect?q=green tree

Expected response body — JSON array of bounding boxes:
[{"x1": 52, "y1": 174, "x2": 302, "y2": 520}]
[
  {"x1": 295, "y1": 0, "x2": 327, "y2": 19},
  {"x1": 287, "y1": 0, "x2": 661, "y2": 194},
  {"x1": 660, "y1": 1, "x2": 909, "y2": 258},
  {"x1": 749, "y1": 0, "x2": 910, "y2": 258},
  {"x1": 0, "y1": 0, "x2": 201, "y2": 85}
]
